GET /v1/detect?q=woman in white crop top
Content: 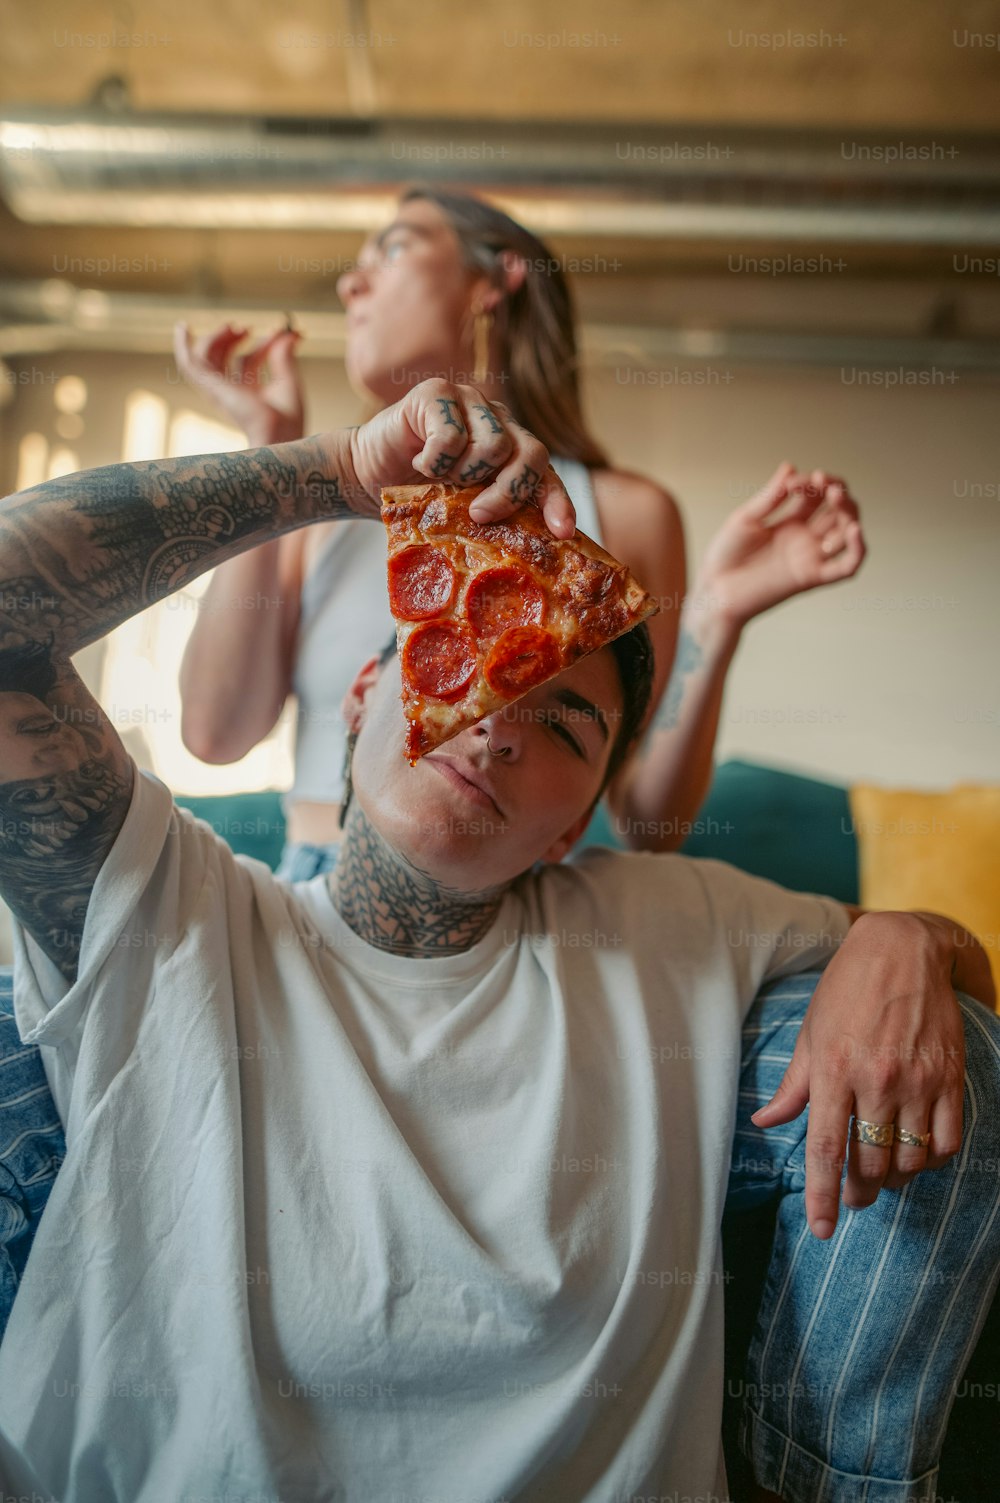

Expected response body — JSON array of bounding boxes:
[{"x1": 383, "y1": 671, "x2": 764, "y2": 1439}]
[{"x1": 176, "y1": 189, "x2": 864, "y2": 878}]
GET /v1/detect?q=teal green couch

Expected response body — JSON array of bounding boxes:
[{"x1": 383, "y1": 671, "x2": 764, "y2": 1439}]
[{"x1": 177, "y1": 760, "x2": 860, "y2": 903}]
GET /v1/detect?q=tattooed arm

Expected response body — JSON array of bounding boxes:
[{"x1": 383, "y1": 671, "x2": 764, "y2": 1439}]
[
  {"x1": 0, "y1": 433, "x2": 358, "y2": 983},
  {"x1": 0, "y1": 378, "x2": 569, "y2": 981}
]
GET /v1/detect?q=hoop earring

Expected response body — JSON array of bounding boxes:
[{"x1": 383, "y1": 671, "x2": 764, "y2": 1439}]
[{"x1": 473, "y1": 307, "x2": 493, "y2": 385}]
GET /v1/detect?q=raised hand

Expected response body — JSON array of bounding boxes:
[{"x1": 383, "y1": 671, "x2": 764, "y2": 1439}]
[
  {"x1": 173, "y1": 321, "x2": 306, "y2": 445},
  {"x1": 695, "y1": 464, "x2": 866, "y2": 626},
  {"x1": 347, "y1": 377, "x2": 576, "y2": 538}
]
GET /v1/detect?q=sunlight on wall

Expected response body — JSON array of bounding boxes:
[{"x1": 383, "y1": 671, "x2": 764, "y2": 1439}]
[
  {"x1": 15, "y1": 432, "x2": 48, "y2": 490},
  {"x1": 47, "y1": 446, "x2": 79, "y2": 478},
  {"x1": 97, "y1": 396, "x2": 297, "y2": 795}
]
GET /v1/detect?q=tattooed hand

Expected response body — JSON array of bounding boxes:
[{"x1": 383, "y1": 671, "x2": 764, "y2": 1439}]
[{"x1": 347, "y1": 378, "x2": 576, "y2": 538}]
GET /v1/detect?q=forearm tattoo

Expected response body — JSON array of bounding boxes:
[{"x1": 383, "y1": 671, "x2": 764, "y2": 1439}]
[
  {"x1": 0, "y1": 442, "x2": 350, "y2": 652},
  {"x1": 0, "y1": 755, "x2": 133, "y2": 980},
  {"x1": 650, "y1": 627, "x2": 704, "y2": 733},
  {"x1": 0, "y1": 652, "x2": 135, "y2": 979}
]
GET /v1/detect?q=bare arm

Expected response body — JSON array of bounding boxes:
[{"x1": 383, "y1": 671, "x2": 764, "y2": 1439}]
[
  {"x1": 609, "y1": 465, "x2": 864, "y2": 852},
  {"x1": 178, "y1": 533, "x2": 305, "y2": 763},
  {"x1": 173, "y1": 320, "x2": 309, "y2": 764},
  {"x1": 593, "y1": 467, "x2": 741, "y2": 851},
  {"x1": 610, "y1": 598, "x2": 742, "y2": 852}
]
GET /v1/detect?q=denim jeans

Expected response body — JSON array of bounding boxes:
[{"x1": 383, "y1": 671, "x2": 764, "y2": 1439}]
[
  {"x1": 0, "y1": 968, "x2": 65, "y2": 1325},
  {"x1": 726, "y1": 977, "x2": 1000, "y2": 1501},
  {"x1": 274, "y1": 839, "x2": 343, "y2": 882},
  {"x1": 1, "y1": 869, "x2": 998, "y2": 1500}
]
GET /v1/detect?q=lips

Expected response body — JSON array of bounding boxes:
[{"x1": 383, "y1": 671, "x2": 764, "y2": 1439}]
[{"x1": 426, "y1": 754, "x2": 504, "y2": 816}]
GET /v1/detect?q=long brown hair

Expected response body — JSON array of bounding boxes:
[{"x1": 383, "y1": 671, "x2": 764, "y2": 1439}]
[{"x1": 399, "y1": 186, "x2": 609, "y2": 469}]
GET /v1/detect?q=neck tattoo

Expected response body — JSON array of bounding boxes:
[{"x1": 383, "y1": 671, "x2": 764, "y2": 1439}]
[{"x1": 330, "y1": 803, "x2": 508, "y2": 958}]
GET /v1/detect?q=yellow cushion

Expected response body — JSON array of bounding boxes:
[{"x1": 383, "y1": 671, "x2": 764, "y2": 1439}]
[{"x1": 850, "y1": 784, "x2": 1000, "y2": 1007}]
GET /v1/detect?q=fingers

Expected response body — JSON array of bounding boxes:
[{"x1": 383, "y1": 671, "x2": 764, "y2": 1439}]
[
  {"x1": 537, "y1": 466, "x2": 577, "y2": 539},
  {"x1": 883, "y1": 1105, "x2": 932, "y2": 1190},
  {"x1": 201, "y1": 322, "x2": 249, "y2": 372},
  {"x1": 927, "y1": 1085, "x2": 964, "y2": 1171},
  {"x1": 843, "y1": 1105, "x2": 895, "y2": 1212},
  {"x1": 236, "y1": 327, "x2": 302, "y2": 386},
  {"x1": 173, "y1": 320, "x2": 245, "y2": 384},
  {"x1": 410, "y1": 381, "x2": 571, "y2": 537},
  {"x1": 750, "y1": 1048, "x2": 810, "y2": 1128},
  {"x1": 414, "y1": 391, "x2": 511, "y2": 486},
  {"x1": 790, "y1": 478, "x2": 865, "y2": 585},
  {"x1": 173, "y1": 320, "x2": 231, "y2": 395},
  {"x1": 741, "y1": 461, "x2": 798, "y2": 522},
  {"x1": 817, "y1": 520, "x2": 866, "y2": 583},
  {"x1": 846, "y1": 1094, "x2": 958, "y2": 1199},
  {"x1": 803, "y1": 1086, "x2": 854, "y2": 1240},
  {"x1": 173, "y1": 320, "x2": 194, "y2": 374},
  {"x1": 264, "y1": 328, "x2": 303, "y2": 380}
]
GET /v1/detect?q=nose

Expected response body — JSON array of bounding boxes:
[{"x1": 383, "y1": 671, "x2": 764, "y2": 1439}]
[
  {"x1": 336, "y1": 263, "x2": 371, "y2": 306},
  {"x1": 474, "y1": 708, "x2": 522, "y2": 763}
]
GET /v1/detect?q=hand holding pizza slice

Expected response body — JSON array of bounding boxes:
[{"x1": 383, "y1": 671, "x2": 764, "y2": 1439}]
[{"x1": 382, "y1": 480, "x2": 658, "y2": 763}]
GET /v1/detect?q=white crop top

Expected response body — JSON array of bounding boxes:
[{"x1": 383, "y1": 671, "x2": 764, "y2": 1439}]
[{"x1": 285, "y1": 456, "x2": 603, "y2": 811}]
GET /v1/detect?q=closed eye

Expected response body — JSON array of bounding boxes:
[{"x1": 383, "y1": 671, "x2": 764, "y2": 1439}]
[
  {"x1": 542, "y1": 713, "x2": 585, "y2": 759},
  {"x1": 17, "y1": 716, "x2": 61, "y2": 739}
]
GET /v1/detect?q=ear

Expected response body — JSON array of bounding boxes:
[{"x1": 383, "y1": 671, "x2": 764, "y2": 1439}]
[
  {"x1": 497, "y1": 249, "x2": 528, "y2": 297},
  {"x1": 474, "y1": 250, "x2": 529, "y2": 313},
  {"x1": 538, "y1": 806, "x2": 594, "y2": 866},
  {"x1": 341, "y1": 654, "x2": 384, "y2": 735}
]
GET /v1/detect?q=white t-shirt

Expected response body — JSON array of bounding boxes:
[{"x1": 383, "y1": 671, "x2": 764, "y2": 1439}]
[{"x1": 0, "y1": 768, "x2": 850, "y2": 1502}]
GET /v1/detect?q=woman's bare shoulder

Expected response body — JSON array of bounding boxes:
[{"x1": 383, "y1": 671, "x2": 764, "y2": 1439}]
[{"x1": 591, "y1": 467, "x2": 684, "y2": 547}]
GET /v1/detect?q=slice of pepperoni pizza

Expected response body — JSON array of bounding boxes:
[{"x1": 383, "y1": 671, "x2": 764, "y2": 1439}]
[{"x1": 381, "y1": 480, "x2": 658, "y2": 764}]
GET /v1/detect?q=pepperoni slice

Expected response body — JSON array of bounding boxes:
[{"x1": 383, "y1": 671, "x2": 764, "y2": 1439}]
[
  {"x1": 465, "y1": 565, "x2": 545, "y2": 639},
  {"x1": 402, "y1": 621, "x2": 477, "y2": 702},
  {"x1": 388, "y1": 545, "x2": 457, "y2": 621},
  {"x1": 484, "y1": 626, "x2": 562, "y2": 697}
]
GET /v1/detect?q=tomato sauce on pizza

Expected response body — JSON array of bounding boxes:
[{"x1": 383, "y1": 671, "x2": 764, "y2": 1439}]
[{"x1": 381, "y1": 481, "x2": 658, "y2": 762}]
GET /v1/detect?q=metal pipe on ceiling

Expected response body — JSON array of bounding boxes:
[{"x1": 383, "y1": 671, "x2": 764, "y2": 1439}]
[
  {"x1": 1, "y1": 281, "x2": 997, "y2": 373},
  {"x1": 1, "y1": 110, "x2": 999, "y2": 245}
]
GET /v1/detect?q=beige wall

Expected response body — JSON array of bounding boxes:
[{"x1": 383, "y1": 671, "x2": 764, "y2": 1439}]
[
  {"x1": 1, "y1": 348, "x2": 997, "y2": 793},
  {"x1": 588, "y1": 360, "x2": 1000, "y2": 788}
]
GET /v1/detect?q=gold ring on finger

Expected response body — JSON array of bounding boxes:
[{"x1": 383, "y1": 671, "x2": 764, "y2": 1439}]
[
  {"x1": 850, "y1": 1118, "x2": 895, "y2": 1148},
  {"x1": 894, "y1": 1126, "x2": 931, "y2": 1149}
]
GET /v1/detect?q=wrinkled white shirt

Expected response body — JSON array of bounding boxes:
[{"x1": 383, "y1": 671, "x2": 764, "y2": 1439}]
[{"x1": 1, "y1": 767, "x2": 849, "y2": 1501}]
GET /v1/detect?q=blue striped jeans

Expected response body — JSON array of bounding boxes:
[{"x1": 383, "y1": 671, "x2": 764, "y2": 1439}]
[
  {"x1": 1, "y1": 954, "x2": 998, "y2": 1502},
  {"x1": 0, "y1": 968, "x2": 65, "y2": 1322}
]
